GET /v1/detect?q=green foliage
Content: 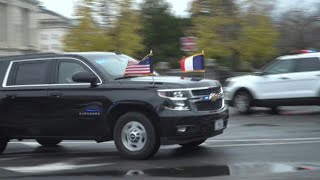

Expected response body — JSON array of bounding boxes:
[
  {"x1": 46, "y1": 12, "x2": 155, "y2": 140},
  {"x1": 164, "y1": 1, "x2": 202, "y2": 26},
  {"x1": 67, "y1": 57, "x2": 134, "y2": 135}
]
[
  {"x1": 141, "y1": 0, "x2": 189, "y2": 62},
  {"x1": 110, "y1": 0, "x2": 144, "y2": 56},
  {"x1": 64, "y1": 0, "x2": 144, "y2": 57},
  {"x1": 64, "y1": 0, "x2": 111, "y2": 52},
  {"x1": 240, "y1": 15, "x2": 279, "y2": 66},
  {"x1": 190, "y1": 0, "x2": 279, "y2": 70},
  {"x1": 110, "y1": 9, "x2": 145, "y2": 56},
  {"x1": 63, "y1": 0, "x2": 280, "y2": 71}
]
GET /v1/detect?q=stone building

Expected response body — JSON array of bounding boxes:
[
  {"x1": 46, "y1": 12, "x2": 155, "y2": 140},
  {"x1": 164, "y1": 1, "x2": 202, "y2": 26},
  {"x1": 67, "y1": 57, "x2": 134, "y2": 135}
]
[
  {"x1": 38, "y1": 6, "x2": 73, "y2": 53},
  {"x1": 0, "y1": 0, "x2": 39, "y2": 56}
]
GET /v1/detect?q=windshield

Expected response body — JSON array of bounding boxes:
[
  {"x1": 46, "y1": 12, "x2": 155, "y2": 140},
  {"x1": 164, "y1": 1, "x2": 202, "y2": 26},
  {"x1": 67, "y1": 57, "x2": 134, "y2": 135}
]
[
  {"x1": 85, "y1": 53, "x2": 159, "y2": 79},
  {"x1": 259, "y1": 59, "x2": 279, "y2": 72},
  {"x1": 84, "y1": 54, "x2": 139, "y2": 79},
  {"x1": 262, "y1": 59, "x2": 296, "y2": 74}
]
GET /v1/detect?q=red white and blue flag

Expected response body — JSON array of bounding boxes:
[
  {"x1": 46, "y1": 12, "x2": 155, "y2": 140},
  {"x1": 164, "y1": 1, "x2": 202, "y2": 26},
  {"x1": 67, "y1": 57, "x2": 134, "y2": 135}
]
[
  {"x1": 180, "y1": 52, "x2": 205, "y2": 73},
  {"x1": 125, "y1": 54, "x2": 153, "y2": 76}
]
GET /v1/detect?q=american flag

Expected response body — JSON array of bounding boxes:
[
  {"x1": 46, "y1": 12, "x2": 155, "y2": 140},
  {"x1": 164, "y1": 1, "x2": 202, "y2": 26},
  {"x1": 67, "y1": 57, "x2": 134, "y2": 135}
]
[{"x1": 125, "y1": 55, "x2": 153, "y2": 76}]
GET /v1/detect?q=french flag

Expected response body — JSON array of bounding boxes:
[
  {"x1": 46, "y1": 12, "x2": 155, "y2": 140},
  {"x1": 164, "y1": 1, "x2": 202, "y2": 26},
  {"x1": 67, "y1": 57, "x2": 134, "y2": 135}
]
[{"x1": 180, "y1": 53, "x2": 205, "y2": 73}]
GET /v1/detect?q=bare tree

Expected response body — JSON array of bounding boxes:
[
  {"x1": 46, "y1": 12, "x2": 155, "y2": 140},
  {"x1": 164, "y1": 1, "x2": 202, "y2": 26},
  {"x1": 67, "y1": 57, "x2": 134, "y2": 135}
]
[
  {"x1": 94, "y1": 0, "x2": 120, "y2": 29},
  {"x1": 276, "y1": 4, "x2": 320, "y2": 54}
]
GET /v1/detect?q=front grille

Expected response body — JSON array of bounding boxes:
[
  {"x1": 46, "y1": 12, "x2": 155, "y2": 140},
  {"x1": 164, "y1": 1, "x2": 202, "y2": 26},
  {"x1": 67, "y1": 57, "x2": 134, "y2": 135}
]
[
  {"x1": 192, "y1": 87, "x2": 221, "y2": 96},
  {"x1": 195, "y1": 99, "x2": 223, "y2": 111}
]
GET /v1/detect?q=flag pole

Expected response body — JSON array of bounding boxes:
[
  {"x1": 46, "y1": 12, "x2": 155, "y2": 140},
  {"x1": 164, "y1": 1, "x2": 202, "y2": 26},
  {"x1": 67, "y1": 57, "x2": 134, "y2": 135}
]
[
  {"x1": 202, "y1": 50, "x2": 206, "y2": 79},
  {"x1": 150, "y1": 50, "x2": 155, "y2": 86}
]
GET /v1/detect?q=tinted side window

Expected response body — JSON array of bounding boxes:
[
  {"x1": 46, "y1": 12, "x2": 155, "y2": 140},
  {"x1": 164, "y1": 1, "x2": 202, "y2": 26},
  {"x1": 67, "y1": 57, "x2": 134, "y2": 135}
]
[
  {"x1": 264, "y1": 59, "x2": 296, "y2": 75},
  {"x1": 14, "y1": 61, "x2": 49, "y2": 85},
  {"x1": 57, "y1": 61, "x2": 88, "y2": 84},
  {"x1": 296, "y1": 58, "x2": 320, "y2": 72}
]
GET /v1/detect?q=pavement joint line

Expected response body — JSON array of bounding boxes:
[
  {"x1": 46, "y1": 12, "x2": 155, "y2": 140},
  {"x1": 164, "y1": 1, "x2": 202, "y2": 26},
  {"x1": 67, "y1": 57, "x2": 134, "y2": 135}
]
[
  {"x1": 131, "y1": 162, "x2": 164, "y2": 169},
  {"x1": 9, "y1": 138, "x2": 320, "y2": 145},
  {"x1": 204, "y1": 140, "x2": 320, "y2": 148},
  {"x1": 207, "y1": 137, "x2": 320, "y2": 142},
  {"x1": 0, "y1": 153, "x2": 119, "y2": 158}
]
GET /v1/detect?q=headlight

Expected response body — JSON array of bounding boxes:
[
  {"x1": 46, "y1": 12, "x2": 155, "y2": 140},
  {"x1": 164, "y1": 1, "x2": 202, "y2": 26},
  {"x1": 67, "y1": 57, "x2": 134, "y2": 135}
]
[
  {"x1": 158, "y1": 90, "x2": 188, "y2": 100},
  {"x1": 158, "y1": 90, "x2": 190, "y2": 111}
]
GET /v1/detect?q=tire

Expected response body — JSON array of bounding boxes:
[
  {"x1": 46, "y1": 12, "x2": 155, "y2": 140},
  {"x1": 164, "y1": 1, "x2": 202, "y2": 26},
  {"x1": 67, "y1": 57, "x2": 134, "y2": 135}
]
[
  {"x1": 233, "y1": 91, "x2": 252, "y2": 114},
  {"x1": 113, "y1": 112, "x2": 160, "y2": 160},
  {"x1": 36, "y1": 139, "x2": 62, "y2": 147},
  {"x1": 179, "y1": 139, "x2": 207, "y2": 148},
  {"x1": 270, "y1": 106, "x2": 280, "y2": 115},
  {"x1": 0, "y1": 137, "x2": 8, "y2": 154}
]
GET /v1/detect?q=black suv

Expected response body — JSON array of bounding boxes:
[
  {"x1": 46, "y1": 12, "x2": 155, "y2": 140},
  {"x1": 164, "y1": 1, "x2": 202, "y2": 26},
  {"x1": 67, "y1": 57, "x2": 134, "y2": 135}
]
[{"x1": 0, "y1": 52, "x2": 229, "y2": 159}]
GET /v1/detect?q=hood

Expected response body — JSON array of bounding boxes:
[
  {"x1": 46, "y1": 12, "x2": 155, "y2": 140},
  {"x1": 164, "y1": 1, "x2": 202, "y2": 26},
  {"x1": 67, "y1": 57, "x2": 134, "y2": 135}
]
[
  {"x1": 228, "y1": 74, "x2": 261, "y2": 83},
  {"x1": 117, "y1": 76, "x2": 221, "y2": 89}
]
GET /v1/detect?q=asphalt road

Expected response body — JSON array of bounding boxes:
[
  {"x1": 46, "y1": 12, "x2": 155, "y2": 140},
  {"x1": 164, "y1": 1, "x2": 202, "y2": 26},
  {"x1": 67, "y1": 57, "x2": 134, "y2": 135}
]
[{"x1": 1, "y1": 106, "x2": 320, "y2": 180}]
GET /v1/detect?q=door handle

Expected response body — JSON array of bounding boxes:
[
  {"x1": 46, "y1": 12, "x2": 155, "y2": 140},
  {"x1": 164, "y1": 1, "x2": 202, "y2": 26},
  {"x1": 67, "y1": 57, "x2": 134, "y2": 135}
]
[
  {"x1": 316, "y1": 74, "x2": 320, "y2": 77},
  {"x1": 49, "y1": 93, "x2": 63, "y2": 98},
  {"x1": 6, "y1": 94, "x2": 17, "y2": 99},
  {"x1": 279, "y1": 77, "x2": 290, "y2": 80}
]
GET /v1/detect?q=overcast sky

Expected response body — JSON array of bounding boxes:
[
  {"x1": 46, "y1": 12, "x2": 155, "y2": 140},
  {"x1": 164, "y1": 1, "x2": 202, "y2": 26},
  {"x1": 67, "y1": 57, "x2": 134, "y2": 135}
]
[
  {"x1": 39, "y1": 0, "x2": 317, "y2": 18},
  {"x1": 39, "y1": 0, "x2": 192, "y2": 18}
]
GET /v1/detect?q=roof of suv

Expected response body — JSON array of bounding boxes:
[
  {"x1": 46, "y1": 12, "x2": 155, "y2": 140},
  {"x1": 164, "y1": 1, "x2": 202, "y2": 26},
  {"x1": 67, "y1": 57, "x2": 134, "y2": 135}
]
[
  {"x1": 278, "y1": 52, "x2": 320, "y2": 60},
  {"x1": 0, "y1": 52, "x2": 119, "y2": 62}
]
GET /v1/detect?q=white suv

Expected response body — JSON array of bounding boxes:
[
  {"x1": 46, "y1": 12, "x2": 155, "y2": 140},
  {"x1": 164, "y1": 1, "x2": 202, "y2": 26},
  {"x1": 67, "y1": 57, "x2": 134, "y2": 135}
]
[{"x1": 224, "y1": 51, "x2": 320, "y2": 114}]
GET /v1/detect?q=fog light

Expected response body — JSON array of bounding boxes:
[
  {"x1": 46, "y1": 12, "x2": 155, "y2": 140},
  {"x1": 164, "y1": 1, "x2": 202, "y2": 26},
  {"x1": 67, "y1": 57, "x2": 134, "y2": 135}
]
[{"x1": 177, "y1": 126, "x2": 187, "y2": 133}]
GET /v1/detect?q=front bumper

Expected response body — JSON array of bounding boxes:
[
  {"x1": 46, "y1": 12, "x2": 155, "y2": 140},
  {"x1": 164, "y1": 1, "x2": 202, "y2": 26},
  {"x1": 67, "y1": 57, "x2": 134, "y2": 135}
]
[{"x1": 158, "y1": 107, "x2": 229, "y2": 145}]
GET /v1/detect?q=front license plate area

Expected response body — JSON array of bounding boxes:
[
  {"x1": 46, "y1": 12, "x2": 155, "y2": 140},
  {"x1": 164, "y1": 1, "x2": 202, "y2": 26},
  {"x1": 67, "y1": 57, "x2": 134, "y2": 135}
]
[{"x1": 215, "y1": 120, "x2": 224, "y2": 131}]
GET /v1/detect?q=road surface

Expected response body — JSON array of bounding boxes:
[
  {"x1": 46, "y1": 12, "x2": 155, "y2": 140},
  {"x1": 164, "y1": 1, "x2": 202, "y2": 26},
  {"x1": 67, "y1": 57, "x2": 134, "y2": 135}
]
[{"x1": 1, "y1": 106, "x2": 320, "y2": 179}]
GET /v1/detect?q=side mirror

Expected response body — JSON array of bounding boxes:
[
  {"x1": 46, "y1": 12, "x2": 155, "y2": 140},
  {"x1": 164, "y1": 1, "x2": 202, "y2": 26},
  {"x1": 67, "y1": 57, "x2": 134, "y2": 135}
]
[
  {"x1": 72, "y1": 71, "x2": 99, "y2": 86},
  {"x1": 253, "y1": 71, "x2": 269, "y2": 76},
  {"x1": 253, "y1": 71, "x2": 263, "y2": 76}
]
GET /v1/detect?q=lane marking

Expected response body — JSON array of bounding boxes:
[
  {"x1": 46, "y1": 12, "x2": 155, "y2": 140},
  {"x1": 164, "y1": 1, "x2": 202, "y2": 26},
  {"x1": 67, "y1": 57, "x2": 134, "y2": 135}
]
[
  {"x1": 9, "y1": 141, "x2": 114, "y2": 145},
  {"x1": 207, "y1": 137, "x2": 320, "y2": 142},
  {"x1": 3, "y1": 140, "x2": 320, "y2": 158},
  {"x1": 10, "y1": 138, "x2": 320, "y2": 146},
  {"x1": 204, "y1": 140, "x2": 320, "y2": 148},
  {"x1": 2, "y1": 162, "x2": 114, "y2": 173}
]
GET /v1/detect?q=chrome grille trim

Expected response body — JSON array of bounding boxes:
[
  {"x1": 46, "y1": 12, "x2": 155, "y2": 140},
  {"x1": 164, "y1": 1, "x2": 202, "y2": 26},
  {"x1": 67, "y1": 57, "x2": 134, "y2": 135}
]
[
  {"x1": 158, "y1": 86, "x2": 226, "y2": 113},
  {"x1": 191, "y1": 87, "x2": 221, "y2": 96},
  {"x1": 194, "y1": 99, "x2": 223, "y2": 111}
]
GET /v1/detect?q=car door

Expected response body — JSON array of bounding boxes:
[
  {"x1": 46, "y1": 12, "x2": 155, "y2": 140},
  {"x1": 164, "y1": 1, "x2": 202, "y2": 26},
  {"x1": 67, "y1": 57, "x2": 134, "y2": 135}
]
[
  {"x1": 46, "y1": 57, "x2": 109, "y2": 138},
  {"x1": 292, "y1": 57, "x2": 320, "y2": 98},
  {"x1": 0, "y1": 59, "x2": 52, "y2": 137},
  {"x1": 255, "y1": 59, "x2": 299, "y2": 99}
]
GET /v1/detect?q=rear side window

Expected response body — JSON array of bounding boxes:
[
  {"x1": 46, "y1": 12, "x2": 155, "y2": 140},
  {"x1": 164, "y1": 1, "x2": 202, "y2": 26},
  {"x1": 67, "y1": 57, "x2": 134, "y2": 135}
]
[
  {"x1": 10, "y1": 61, "x2": 49, "y2": 85},
  {"x1": 296, "y1": 58, "x2": 320, "y2": 72}
]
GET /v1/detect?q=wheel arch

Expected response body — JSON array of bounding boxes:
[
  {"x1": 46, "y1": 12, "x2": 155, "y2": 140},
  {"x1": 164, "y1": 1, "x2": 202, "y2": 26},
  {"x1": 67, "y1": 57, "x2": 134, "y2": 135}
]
[
  {"x1": 232, "y1": 87, "x2": 256, "y2": 103},
  {"x1": 106, "y1": 101, "x2": 160, "y2": 138}
]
